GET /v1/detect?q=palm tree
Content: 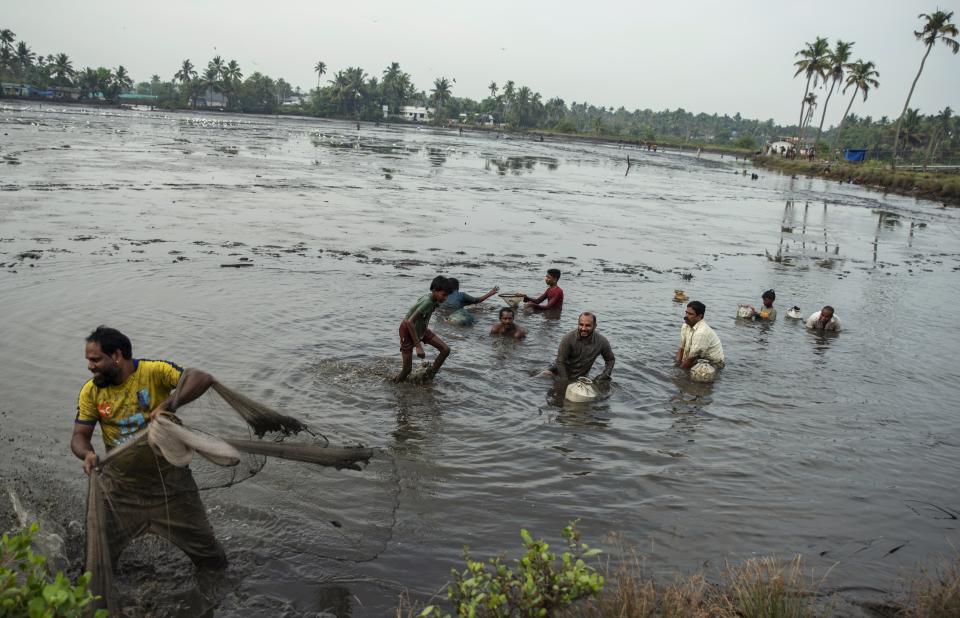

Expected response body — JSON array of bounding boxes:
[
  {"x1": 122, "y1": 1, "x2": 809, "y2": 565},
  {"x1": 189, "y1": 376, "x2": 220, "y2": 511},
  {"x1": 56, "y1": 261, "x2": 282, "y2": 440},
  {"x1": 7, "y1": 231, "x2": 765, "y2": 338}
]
[
  {"x1": 110, "y1": 65, "x2": 132, "y2": 102},
  {"x1": 208, "y1": 55, "x2": 225, "y2": 78},
  {"x1": 201, "y1": 65, "x2": 219, "y2": 104},
  {"x1": 814, "y1": 40, "x2": 854, "y2": 153},
  {"x1": 0, "y1": 28, "x2": 14, "y2": 53},
  {"x1": 923, "y1": 106, "x2": 952, "y2": 167},
  {"x1": 222, "y1": 60, "x2": 242, "y2": 108},
  {"x1": 77, "y1": 67, "x2": 98, "y2": 100},
  {"x1": 382, "y1": 62, "x2": 406, "y2": 113},
  {"x1": 314, "y1": 60, "x2": 326, "y2": 90},
  {"x1": 431, "y1": 77, "x2": 452, "y2": 119},
  {"x1": 801, "y1": 93, "x2": 818, "y2": 132},
  {"x1": 831, "y1": 59, "x2": 880, "y2": 154},
  {"x1": 51, "y1": 52, "x2": 74, "y2": 86},
  {"x1": 793, "y1": 36, "x2": 830, "y2": 143},
  {"x1": 15, "y1": 41, "x2": 35, "y2": 77},
  {"x1": 892, "y1": 10, "x2": 959, "y2": 169},
  {"x1": 174, "y1": 59, "x2": 196, "y2": 83},
  {"x1": 488, "y1": 81, "x2": 498, "y2": 99}
]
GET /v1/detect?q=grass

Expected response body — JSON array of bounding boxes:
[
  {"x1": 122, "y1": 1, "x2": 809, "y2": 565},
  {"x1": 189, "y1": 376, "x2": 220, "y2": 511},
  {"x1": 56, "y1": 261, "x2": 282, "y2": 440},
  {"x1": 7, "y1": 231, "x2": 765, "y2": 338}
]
[
  {"x1": 565, "y1": 551, "x2": 820, "y2": 618},
  {"x1": 754, "y1": 156, "x2": 960, "y2": 204},
  {"x1": 900, "y1": 552, "x2": 960, "y2": 618},
  {"x1": 398, "y1": 549, "x2": 960, "y2": 617}
]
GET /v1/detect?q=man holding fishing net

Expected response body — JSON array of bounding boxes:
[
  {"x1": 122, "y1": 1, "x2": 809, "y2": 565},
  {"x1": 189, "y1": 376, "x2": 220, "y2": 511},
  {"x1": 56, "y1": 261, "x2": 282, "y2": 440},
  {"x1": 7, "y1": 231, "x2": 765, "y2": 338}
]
[{"x1": 71, "y1": 326, "x2": 228, "y2": 580}]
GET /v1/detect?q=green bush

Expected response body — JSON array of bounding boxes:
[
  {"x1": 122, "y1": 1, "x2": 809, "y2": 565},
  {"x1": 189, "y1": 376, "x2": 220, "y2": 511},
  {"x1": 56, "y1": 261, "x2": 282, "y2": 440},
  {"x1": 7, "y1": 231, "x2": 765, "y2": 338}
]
[
  {"x1": 0, "y1": 523, "x2": 106, "y2": 618},
  {"x1": 421, "y1": 522, "x2": 604, "y2": 618}
]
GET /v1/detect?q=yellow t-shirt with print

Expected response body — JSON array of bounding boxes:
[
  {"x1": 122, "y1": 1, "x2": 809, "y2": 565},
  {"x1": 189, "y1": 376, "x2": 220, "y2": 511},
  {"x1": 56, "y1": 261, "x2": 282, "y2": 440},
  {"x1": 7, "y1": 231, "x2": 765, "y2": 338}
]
[{"x1": 75, "y1": 359, "x2": 183, "y2": 450}]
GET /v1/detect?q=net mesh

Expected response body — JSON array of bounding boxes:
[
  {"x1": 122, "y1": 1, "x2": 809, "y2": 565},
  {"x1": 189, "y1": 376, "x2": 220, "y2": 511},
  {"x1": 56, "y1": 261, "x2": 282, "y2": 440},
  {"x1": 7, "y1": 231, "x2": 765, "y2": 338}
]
[{"x1": 85, "y1": 373, "x2": 385, "y2": 615}]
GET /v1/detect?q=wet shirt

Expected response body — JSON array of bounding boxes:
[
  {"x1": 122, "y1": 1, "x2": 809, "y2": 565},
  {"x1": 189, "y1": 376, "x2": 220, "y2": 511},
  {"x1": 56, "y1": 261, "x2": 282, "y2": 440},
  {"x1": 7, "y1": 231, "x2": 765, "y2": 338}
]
[
  {"x1": 442, "y1": 290, "x2": 479, "y2": 311},
  {"x1": 526, "y1": 286, "x2": 564, "y2": 312},
  {"x1": 555, "y1": 330, "x2": 615, "y2": 380},
  {"x1": 405, "y1": 293, "x2": 439, "y2": 339},
  {"x1": 75, "y1": 359, "x2": 183, "y2": 450},
  {"x1": 805, "y1": 311, "x2": 841, "y2": 332},
  {"x1": 680, "y1": 320, "x2": 725, "y2": 367}
]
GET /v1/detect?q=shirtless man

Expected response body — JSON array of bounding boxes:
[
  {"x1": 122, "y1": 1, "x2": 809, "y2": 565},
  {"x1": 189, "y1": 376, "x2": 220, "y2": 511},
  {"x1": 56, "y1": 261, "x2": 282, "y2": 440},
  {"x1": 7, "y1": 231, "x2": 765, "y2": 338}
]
[{"x1": 490, "y1": 307, "x2": 526, "y2": 340}]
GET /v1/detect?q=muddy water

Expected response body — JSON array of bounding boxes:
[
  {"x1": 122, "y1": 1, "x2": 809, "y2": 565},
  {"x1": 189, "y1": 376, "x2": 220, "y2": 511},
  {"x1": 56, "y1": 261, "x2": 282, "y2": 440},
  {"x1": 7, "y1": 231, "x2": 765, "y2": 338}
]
[{"x1": 2, "y1": 102, "x2": 960, "y2": 615}]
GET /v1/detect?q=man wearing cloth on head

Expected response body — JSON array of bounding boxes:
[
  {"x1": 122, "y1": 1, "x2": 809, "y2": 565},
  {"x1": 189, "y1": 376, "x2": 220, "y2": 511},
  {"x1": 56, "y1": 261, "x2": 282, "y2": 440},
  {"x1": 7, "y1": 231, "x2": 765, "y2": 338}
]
[
  {"x1": 71, "y1": 326, "x2": 227, "y2": 576},
  {"x1": 805, "y1": 305, "x2": 841, "y2": 332},
  {"x1": 676, "y1": 301, "x2": 725, "y2": 369},
  {"x1": 546, "y1": 312, "x2": 615, "y2": 381}
]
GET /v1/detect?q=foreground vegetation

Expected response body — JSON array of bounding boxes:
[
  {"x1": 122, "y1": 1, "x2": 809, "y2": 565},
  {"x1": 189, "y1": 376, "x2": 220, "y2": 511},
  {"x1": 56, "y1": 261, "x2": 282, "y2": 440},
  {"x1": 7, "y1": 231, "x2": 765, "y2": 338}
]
[
  {"x1": 397, "y1": 526, "x2": 960, "y2": 617},
  {"x1": 0, "y1": 524, "x2": 105, "y2": 617},
  {"x1": 755, "y1": 156, "x2": 960, "y2": 203}
]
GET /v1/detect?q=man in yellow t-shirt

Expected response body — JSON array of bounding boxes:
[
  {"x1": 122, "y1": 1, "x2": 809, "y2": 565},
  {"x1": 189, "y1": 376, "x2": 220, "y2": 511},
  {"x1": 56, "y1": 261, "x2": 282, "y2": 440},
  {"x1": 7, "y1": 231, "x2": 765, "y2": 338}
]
[{"x1": 71, "y1": 326, "x2": 227, "y2": 573}]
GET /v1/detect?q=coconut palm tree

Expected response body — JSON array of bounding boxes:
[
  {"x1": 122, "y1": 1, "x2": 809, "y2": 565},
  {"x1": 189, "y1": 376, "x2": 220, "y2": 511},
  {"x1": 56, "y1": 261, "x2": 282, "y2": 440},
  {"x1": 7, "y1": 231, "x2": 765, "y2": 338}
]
[
  {"x1": 208, "y1": 55, "x2": 225, "y2": 78},
  {"x1": 923, "y1": 106, "x2": 953, "y2": 167},
  {"x1": 222, "y1": 60, "x2": 242, "y2": 108},
  {"x1": 201, "y1": 65, "x2": 220, "y2": 104},
  {"x1": 51, "y1": 52, "x2": 74, "y2": 86},
  {"x1": 892, "y1": 10, "x2": 959, "y2": 168},
  {"x1": 488, "y1": 81, "x2": 498, "y2": 99},
  {"x1": 801, "y1": 93, "x2": 818, "y2": 133},
  {"x1": 174, "y1": 59, "x2": 196, "y2": 83},
  {"x1": 109, "y1": 65, "x2": 132, "y2": 102},
  {"x1": 382, "y1": 62, "x2": 407, "y2": 113},
  {"x1": 814, "y1": 40, "x2": 854, "y2": 153},
  {"x1": 314, "y1": 60, "x2": 326, "y2": 90},
  {"x1": 0, "y1": 28, "x2": 14, "y2": 53},
  {"x1": 431, "y1": 77, "x2": 452, "y2": 120},
  {"x1": 15, "y1": 41, "x2": 35, "y2": 77},
  {"x1": 793, "y1": 36, "x2": 830, "y2": 143},
  {"x1": 831, "y1": 59, "x2": 880, "y2": 154}
]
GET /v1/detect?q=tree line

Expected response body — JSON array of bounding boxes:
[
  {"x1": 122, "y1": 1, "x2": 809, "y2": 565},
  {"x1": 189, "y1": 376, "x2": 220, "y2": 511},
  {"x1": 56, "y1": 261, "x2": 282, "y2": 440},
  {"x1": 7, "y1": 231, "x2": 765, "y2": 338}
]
[{"x1": 1, "y1": 18, "x2": 956, "y2": 163}]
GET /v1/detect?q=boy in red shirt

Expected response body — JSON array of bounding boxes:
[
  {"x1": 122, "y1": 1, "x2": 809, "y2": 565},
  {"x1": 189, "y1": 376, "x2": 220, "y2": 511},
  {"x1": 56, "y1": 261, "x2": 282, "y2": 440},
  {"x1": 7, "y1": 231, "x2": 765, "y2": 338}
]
[{"x1": 522, "y1": 268, "x2": 564, "y2": 313}]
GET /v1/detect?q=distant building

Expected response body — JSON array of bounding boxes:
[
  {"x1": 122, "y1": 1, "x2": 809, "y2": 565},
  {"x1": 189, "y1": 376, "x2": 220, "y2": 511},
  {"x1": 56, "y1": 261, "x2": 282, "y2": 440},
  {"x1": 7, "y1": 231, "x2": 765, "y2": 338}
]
[
  {"x1": 281, "y1": 95, "x2": 305, "y2": 106},
  {"x1": 766, "y1": 137, "x2": 797, "y2": 156},
  {"x1": 398, "y1": 105, "x2": 433, "y2": 122},
  {"x1": 1, "y1": 83, "x2": 29, "y2": 97}
]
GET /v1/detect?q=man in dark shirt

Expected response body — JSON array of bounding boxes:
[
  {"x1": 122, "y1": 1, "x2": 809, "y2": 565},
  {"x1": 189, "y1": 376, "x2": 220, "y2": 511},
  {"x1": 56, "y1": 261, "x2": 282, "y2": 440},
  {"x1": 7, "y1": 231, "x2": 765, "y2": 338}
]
[
  {"x1": 522, "y1": 268, "x2": 564, "y2": 313},
  {"x1": 545, "y1": 312, "x2": 615, "y2": 381}
]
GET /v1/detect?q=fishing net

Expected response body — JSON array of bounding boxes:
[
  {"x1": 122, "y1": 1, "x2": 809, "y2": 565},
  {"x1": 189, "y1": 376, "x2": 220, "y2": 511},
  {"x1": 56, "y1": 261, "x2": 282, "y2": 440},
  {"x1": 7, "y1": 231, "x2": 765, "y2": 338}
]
[{"x1": 84, "y1": 372, "x2": 385, "y2": 615}]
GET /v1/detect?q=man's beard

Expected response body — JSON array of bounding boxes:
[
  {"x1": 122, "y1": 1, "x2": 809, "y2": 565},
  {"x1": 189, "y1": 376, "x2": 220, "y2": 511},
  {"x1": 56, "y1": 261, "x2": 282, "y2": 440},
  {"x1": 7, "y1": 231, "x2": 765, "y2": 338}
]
[{"x1": 92, "y1": 366, "x2": 119, "y2": 388}]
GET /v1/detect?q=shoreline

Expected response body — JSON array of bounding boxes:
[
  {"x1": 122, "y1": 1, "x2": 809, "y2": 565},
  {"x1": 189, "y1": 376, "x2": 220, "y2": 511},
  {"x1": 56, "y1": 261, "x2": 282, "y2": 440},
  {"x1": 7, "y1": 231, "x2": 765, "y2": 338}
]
[{"x1": 754, "y1": 155, "x2": 960, "y2": 206}]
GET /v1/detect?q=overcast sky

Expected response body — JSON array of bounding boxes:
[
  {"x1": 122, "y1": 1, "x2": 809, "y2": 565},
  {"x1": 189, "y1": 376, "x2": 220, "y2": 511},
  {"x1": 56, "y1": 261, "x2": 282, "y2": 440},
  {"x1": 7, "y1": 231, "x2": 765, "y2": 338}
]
[{"x1": 6, "y1": 0, "x2": 959, "y2": 126}]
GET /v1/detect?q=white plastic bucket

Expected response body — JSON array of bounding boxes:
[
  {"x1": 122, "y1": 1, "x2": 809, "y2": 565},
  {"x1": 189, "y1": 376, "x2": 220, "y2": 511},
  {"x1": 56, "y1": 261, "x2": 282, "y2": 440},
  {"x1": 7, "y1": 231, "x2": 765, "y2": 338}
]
[{"x1": 565, "y1": 377, "x2": 598, "y2": 402}]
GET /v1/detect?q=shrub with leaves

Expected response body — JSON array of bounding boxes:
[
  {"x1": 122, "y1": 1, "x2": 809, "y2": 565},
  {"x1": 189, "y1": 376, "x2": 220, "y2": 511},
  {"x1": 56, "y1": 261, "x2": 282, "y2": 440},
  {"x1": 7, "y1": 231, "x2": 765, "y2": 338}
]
[
  {"x1": 422, "y1": 521, "x2": 604, "y2": 618},
  {"x1": 0, "y1": 523, "x2": 106, "y2": 618}
]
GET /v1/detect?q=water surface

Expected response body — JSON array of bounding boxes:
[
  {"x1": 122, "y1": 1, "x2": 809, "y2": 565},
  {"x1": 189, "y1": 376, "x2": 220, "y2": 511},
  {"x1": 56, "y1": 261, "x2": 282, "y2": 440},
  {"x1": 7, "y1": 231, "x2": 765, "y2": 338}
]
[{"x1": 2, "y1": 103, "x2": 959, "y2": 616}]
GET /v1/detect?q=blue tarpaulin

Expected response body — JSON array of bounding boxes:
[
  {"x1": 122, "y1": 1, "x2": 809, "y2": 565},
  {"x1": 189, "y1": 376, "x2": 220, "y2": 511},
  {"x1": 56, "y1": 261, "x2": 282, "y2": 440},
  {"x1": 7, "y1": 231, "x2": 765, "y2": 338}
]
[{"x1": 844, "y1": 149, "x2": 867, "y2": 162}]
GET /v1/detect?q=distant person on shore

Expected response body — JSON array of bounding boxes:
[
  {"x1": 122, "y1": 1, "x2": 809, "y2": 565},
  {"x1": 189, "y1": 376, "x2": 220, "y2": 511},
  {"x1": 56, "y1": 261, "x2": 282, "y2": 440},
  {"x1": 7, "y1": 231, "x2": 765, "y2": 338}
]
[
  {"x1": 442, "y1": 278, "x2": 499, "y2": 326},
  {"x1": 676, "y1": 301, "x2": 725, "y2": 370},
  {"x1": 805, "y1": 306, "x2": 841, "y2": 332},
  {"x1": 521, "y1": 268, "x2": 564, "y2": 313},
  {"x1": 394, "y1": 276, "x2": 455, "y2": 383},
  {"x1": 542, "y1": 312, "x2": 614, "y2": 381},
  {"x1": 748, "y1": 289, "x2": 777, "y2": 320},
  {"x1": 490, "y1": 307, "x2": 526, "y2": 340}
]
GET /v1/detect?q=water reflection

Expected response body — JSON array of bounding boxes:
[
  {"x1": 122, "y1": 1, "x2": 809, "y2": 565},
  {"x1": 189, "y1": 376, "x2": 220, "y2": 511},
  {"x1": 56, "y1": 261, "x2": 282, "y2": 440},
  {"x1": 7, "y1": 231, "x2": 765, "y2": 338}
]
[
  {"x1": 426, "y1": 147, "x2": 447, "y2": 167},
  {"x1": 483, "y1": 155, "x2": 560, "y2": 175},
  {"x1": 392, "y1": 381, "x2": 442, "y2": 457},
  {"x1": 770, "y1": 200, "x2": 840, "y2": 263}
]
